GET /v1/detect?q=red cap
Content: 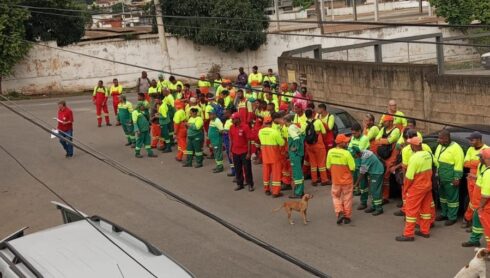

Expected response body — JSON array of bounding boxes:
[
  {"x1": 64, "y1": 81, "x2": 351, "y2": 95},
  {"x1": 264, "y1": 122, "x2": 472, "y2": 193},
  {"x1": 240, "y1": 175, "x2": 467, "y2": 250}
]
[
  {"x1": 383, "y1": 115, "x2": 394, "y2": 122},
  {"x1": 335, "y1": 134, "x2": 350, "y2": 144},
  {"x1": 406, "y1": 137, "x2": 422, "y2": 146},
  {"x1": 479, "y1": 148, "x2": 490, "y2": 160},
  {"x1": 263, "y1": 116, "x2": 272, "y2": 124},
  {"x1": 231, "y1": 113, "x2": 240, "y2": 120}
]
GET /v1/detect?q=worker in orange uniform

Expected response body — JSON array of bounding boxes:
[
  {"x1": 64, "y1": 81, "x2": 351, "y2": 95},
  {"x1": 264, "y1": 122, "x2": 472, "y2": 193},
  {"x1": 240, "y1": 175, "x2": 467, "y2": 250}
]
[
  {"x1": 258, "y1": 115, "x2": 285, "y2": 197},
  {"x1": 173, "y1": 99, "x2": 187, "y2": 161},
  {"x1": 317, "y1": 103, "x2": 335, "y2": 184},
  {"x1": 235, "y1": 89, "x2": 253, "y2": 124},
  {"x1": 92, "y1": 80, "x2": 111, "y2": 127},
  {"x1": 462, "y1": 149, "x2": 489, "y2": 247},
  {"x1": 375, "y1": 114, "x2": 401, "y2": 202},
  {"x1": 150, "y1": 98, "x2": 164, "y2": 150},
  {"x1": 393, "y1": 130, "x2": 433, "y2": 218},
  {"x1": 477, "y1": 149, "x2": 490, "y2": 248},
  {"x1": 327, "y1": 134, "x2": 356, "y2": 225},
  {"x1": 463, "y1": 132, "x2": 489, "y2": 228},
  {"x1": 305, "y1": 109, "x2": 329, "y2": 186},
  {"x1": 279, "y1": 83, "x2": 293, "y2": 109},
  {"x1": 395, "y1": 137, "x2": 434, "y2": 242},
  {"x1": 272, "y1": 112, "x2": 291, "y2": 188},
  {"x1": 110, "y1": 78, "x2": 123, "y2": 124}
]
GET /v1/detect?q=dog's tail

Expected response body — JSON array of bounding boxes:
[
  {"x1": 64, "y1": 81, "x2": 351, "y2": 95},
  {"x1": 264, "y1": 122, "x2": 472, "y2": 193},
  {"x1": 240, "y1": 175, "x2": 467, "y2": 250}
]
[{"x1": 272, "y1": 204, "x2": 284, "y2": 213}]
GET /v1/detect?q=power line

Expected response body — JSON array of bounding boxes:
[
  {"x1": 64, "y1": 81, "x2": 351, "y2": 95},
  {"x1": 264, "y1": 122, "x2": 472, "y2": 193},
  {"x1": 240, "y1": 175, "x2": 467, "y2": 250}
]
[
  {"x1": 6, "y1": 35, "x2": 488, "y2": 134},
  {"x1": 0, "y1": 94, "x2": 331, "y2": 278},
  {"x1": 17, "y1": 9, "x2": 490, "y2": 48},
  {"x1": 0, "y1": 144, "x2": 158, "y2": 278},
  {"x1": 14, "y1": 4, "x2": 490, "y2": 29}
]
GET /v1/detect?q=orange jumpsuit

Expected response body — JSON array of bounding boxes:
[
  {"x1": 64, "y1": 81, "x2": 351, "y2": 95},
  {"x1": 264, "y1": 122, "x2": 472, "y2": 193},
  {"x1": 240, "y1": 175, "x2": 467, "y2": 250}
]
[
  {"x1": 478, "y1": 165, "x2": 490, "y2": 247},
  {"x1": 326, "y1": 147, "x2": 356, "y2": 218},
  {"x1": 273, "y1": 123, "x2": 291, "y2": 186},
  {"x1": 259, "y1": 125, "x2": 285, "y2": 196},
  {"x1": 464, "y1": 145, "x2": 489, "y2": 222},
  {"x1": 305, "y1": 119, "x2": 328, "y2": 184},
  {"x1": 376, "y1": 126, "x2": 401, "y2": 200},
  {"x1": 173, "y1": 105, "x2": 187, "y2": 161},
  {"x1": 319, "y1": 113, "x2": 335, "y2": 182},
  {"x1": 402, "y1": 150, "x2": 433, "y2": 237},
  {"x1": 151, "y1": 103, "x2": 164, "y2": 149}
]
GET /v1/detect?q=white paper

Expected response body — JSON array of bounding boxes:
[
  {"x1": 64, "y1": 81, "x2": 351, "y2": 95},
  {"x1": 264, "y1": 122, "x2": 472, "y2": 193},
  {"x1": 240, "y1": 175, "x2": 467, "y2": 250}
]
[{"x1": 50, "y1": 129, "x2": 59, "y2": 139}]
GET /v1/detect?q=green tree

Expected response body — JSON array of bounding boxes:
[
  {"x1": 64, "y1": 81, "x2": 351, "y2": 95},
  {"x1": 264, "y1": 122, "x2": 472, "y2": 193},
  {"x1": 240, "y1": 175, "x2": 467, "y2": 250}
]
[
  {"x1": 429, "y1": 0, "x2": 489, "y2": 25},
  {"x1": 111, "y1": 3, "x2": 127, "y2": 14},
  {"x1": 22, "y1": 0, "x2": 91, "y2": 47},
  {"x1": 162, "y1": 0, "x2": 269, "y2": 52},
  {"x1": 0, "y1": 1, "x2": 31, "y2": 93}
]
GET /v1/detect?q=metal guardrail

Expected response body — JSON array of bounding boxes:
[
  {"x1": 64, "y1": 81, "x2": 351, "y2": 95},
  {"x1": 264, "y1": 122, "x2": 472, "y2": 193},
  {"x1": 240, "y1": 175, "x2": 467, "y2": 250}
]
[{"x1": 282, "y1": 33, "x2": 446, "y2": 74}]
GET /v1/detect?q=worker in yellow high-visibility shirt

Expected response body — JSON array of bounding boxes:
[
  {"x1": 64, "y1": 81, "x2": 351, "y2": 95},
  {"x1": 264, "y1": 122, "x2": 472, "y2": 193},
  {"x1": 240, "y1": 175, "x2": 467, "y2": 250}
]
[
  {"x1": 157, "y1": 74, "x2": 168, "y2": 92},
  {"x1": 434, "y1": 129, "x2": 465, "y2": 226},
  {"x1": 248, "y1": 65, "x2": 263, "y2": 88},
  {"x1": 327, "y1": 134, "x2": 356, "y2": 225},
  {"x1": 462, "y1": 131, "x2": 489, "y2": 227},
  {"x1": 167, "y1": 76, "x2": 184, "y2": 98},
  {"x1": 109, "y1": 78, "x2": 123, "y2": 119},
  {"x1": 379, "y1": 99, "x2": 407, "y2": 131},
  {"x1": 92, "y1": 80, "x2": 111, "y2": 127},
  {"x1": 197, "y1": 73, "x2": 211, "y2": 95},
  {"x1": 262, "y1": 68, "x2": 277, "y2": 87},
  {"x1": 183, "y1": 108, "x2": 204, "y2": 168}
]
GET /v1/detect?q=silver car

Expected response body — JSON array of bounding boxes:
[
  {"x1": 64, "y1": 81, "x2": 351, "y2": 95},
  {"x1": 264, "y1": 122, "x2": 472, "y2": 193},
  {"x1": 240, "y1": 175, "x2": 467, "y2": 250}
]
[
  {"x1": 0, "y1": 202, "x2": 194, "y2": 278},
  {"x1": 482, "y1": 52, "x2": 490, "y2": 70}
]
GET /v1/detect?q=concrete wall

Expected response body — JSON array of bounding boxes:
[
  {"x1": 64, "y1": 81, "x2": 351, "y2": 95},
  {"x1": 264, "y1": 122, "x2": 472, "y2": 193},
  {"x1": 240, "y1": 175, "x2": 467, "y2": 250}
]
[
  {"x1": 278, "y1": 56, "x2": 490, "y2": 131},
  {"x1": 3, "y1": 25, "x2": 479, "y2": 95}
]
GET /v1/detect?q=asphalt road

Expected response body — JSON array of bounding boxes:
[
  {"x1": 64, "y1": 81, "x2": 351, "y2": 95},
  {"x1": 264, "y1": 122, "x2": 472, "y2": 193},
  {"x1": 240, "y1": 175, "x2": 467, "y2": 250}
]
[{"x1": 0, "y1": 94, "x2": 482, "y2": 277}]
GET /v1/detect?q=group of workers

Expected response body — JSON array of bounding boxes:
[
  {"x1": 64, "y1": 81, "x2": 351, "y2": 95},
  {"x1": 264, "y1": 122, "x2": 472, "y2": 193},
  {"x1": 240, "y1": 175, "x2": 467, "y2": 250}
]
[{"x1": 89, "y1": 66, "x2": 490, "y2": 245}]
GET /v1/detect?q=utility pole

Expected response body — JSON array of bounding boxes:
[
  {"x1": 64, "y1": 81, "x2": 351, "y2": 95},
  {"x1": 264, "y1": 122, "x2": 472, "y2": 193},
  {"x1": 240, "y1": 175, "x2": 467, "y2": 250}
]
[
  {"x1": 352, "y1": 0, "x2": 358, "y2": 21},
  {"x1": 121, "y1": 0, "x2": 125, "y2": 27},
  {"x1": 374, "y1": 0, "x2": 379, "y2": 21},
  {"x1": 319, "y1": 0, "x2": 325, "y2": 22},
  {"x1": 315, "y1": 0, "x2": 324, "y2": 34},
  {"x1": 153, "y1": 0, "x2": 172, "y2": 72},
  {"x1": 274, "y1": 0, "x2": 280, "y2": 31}
]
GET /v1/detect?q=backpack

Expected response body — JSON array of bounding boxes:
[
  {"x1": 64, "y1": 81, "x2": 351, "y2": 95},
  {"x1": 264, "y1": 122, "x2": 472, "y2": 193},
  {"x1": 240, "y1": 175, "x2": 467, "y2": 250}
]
[
  {"x1": 377, "y1": 128, "x2": 394, "y2": 160},
  {"x1": 211, "y1": 103, "x2": 225, "y2": 122},
  {"x1": 305, "y1": 120, "x2": 318, "y2": 145}
]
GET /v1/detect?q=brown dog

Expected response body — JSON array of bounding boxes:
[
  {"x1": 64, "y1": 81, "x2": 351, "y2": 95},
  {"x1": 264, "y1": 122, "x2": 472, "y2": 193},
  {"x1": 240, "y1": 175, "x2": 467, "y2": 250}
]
[{"x1": 272, "y1": 194, "x2": 313, "y2": 225}]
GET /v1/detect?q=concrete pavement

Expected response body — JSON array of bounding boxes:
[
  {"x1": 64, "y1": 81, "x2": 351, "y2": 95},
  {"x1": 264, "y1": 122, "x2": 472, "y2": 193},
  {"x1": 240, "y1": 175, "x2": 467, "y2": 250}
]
[{"x1": 0, "y1": 94, "x2": 482, "y2": 277}]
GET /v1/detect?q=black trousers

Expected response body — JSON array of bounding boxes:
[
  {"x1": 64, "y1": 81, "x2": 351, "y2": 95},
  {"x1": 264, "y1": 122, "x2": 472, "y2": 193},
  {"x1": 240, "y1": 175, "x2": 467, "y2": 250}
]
[{"x1": 232, "y1": 153, "x2": 254, "y2": 187}]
